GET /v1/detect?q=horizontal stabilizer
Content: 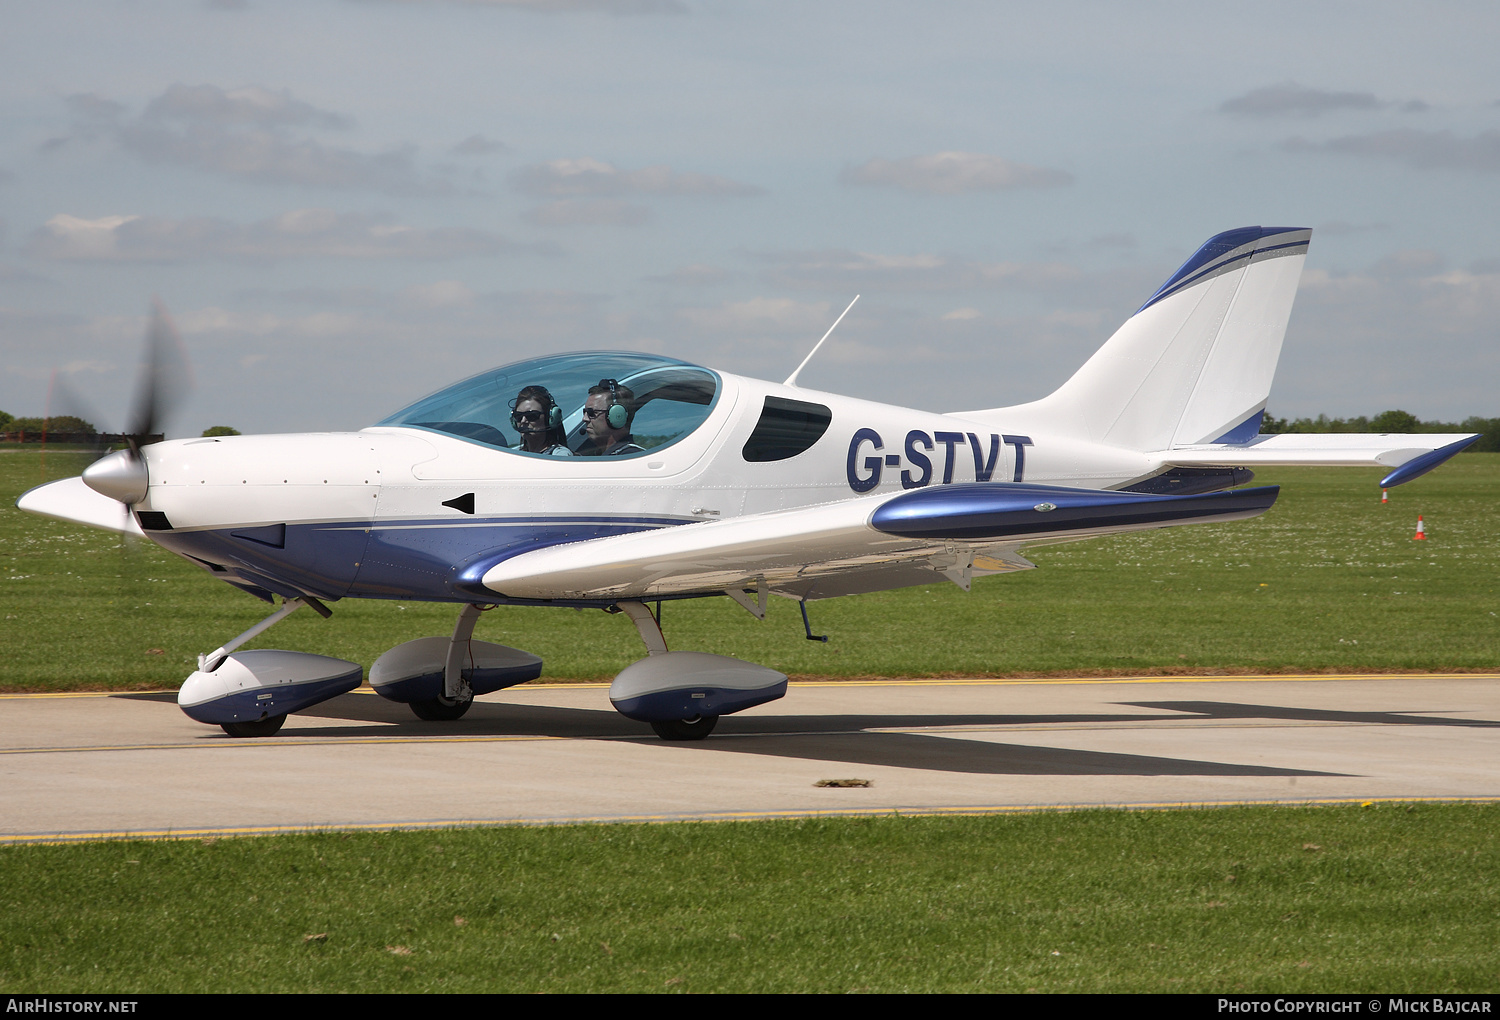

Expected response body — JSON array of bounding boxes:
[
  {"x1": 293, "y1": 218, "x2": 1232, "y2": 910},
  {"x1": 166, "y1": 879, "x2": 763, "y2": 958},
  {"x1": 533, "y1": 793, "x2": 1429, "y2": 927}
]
[
  {"x1": 16, "y1": 476, "x2": 143, "y2": 536},
  {"x1": 1159, "y1": 433, "x2": 1478, "y2": 486}
]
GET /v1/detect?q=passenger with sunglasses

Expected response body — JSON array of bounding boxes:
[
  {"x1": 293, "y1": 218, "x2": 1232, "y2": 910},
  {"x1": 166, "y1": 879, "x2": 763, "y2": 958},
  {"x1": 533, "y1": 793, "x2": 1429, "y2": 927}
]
[{"x1": 510, "y1": 385, "x2": 572, "y2": 456}]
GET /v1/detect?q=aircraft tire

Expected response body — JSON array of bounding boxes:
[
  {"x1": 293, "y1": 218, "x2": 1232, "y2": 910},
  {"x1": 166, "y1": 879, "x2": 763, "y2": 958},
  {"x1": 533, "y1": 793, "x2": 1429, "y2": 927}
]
[
  {"x1": 410, "y1": 696, "x2": 472, "y2": 721},
  {"x1": 221, "y1": 714, "x2": 287, "y2": 738},
  {"x1": 650, "y1": 715, "x2": 719, "y2": 741}
]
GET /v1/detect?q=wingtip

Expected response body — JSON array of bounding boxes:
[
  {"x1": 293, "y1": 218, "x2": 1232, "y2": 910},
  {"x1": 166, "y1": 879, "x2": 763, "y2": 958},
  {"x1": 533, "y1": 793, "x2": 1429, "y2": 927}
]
[{"x1": 1379, "y1": 435, "x2": 1480, "y2": 488}]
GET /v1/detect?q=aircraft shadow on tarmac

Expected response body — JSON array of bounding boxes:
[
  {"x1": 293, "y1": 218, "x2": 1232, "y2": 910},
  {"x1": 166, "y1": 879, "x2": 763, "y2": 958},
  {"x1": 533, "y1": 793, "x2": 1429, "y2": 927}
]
[
  {"x1": 111, "y1": 691, "x2": 1370, "y2": 777},
  {"x1": 1125, "y1": 701, "x2": 1500, "y2": 728}
]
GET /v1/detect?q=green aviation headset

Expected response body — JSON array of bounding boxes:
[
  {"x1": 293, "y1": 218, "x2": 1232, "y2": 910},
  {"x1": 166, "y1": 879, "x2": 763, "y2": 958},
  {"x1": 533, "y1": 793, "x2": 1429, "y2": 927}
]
[{"x1": 598, "y1": 378, "x2": 629, "y2": 430}]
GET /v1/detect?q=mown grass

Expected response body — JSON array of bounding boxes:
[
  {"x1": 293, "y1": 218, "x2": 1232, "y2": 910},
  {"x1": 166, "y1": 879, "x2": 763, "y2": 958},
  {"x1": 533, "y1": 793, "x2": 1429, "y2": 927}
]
[
  {"x1": 4, "y1": 447, "x2": 1498, "y2": 690},
  {"x1": 1, "y1": 806, "x2": 1495, "y2": 993}
]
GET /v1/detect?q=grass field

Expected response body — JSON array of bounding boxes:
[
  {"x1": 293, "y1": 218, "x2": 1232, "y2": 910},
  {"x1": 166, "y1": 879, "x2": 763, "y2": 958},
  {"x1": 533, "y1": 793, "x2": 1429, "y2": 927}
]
[
  {"x1": 4, "y1": 448, "x2": 1498, "y2": 993},
  {"x1": 4, "y1": 446, "x2": 1498, "y2": 690},
  {"x1": 1, "y1": 806, "x2": 1495, "y2": 993}
]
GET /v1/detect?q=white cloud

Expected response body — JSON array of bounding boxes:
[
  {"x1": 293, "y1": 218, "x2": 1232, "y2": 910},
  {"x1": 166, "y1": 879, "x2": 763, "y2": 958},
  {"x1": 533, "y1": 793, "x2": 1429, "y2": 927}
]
[
  {"x1": 942, "y1": 307, "x2": 981, "y2": 321},
  {"x1": 840, "y1": 151, "x2": 1072, "y2": 194},
  {"x1": 28, "y1": 209, "x2": 537, "y2": 262},
  {"x1": 511, "y1": 157, "x2": 763, "y2": 197},
  {"x1": 30, "y1": 214, "x2": 142, "y2": 259}
]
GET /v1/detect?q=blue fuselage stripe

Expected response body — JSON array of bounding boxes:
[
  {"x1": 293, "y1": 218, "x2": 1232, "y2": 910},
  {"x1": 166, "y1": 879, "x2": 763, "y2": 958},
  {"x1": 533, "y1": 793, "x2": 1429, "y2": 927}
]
[{"x1": 150, "y1": 515, "x2": 691, "y2": 604}]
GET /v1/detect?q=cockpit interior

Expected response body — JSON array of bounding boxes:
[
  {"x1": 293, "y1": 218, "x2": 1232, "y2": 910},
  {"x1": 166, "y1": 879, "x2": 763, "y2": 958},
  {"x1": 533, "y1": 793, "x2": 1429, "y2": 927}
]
[{"x1": 376, "y1": 352, "x2": 721, "y2": 459}]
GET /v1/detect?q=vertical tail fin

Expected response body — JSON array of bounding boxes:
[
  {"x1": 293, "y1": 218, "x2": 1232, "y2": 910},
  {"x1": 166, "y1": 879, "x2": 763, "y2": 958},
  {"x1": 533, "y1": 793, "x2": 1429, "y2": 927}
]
[{"x1": 979, "y1": 226, "x2": 1311, "y2": 451}]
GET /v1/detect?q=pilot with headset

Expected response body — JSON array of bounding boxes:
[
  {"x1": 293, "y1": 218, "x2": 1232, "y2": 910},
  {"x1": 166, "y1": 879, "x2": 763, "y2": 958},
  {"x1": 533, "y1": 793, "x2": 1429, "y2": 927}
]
[
  {"x1": 581, "y1": 379, "x2": 643, "y2": 456},
  {"x1": 511, "y1": 385, "x2": 573, "y2": 456}
]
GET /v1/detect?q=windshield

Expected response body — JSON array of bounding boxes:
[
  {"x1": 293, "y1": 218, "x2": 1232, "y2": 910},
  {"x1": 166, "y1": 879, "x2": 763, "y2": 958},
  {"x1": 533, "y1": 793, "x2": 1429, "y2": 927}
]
[{"x1": 375, "y1": 352, "x2": 721, "y2": 459}]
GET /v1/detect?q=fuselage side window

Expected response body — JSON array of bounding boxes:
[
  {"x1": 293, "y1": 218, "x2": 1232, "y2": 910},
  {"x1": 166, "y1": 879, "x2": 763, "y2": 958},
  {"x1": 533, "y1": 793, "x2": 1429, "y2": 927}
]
[{"x1": 742, "y1": 396, "x2": 833, "y2": 462}]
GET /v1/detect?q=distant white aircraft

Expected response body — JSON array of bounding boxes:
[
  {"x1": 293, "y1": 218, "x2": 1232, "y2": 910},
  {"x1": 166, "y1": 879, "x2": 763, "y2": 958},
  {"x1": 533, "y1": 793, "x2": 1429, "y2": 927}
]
[{"x1": 19, "y1": 226, "x2": 1476, "y2": 740}]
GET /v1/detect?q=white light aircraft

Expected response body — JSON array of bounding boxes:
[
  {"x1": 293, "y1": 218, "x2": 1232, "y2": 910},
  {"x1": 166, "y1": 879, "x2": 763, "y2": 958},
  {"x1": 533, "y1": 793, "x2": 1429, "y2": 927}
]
[{"x1": 18, "y1": 226, "x2": 1478, "y2": 740}]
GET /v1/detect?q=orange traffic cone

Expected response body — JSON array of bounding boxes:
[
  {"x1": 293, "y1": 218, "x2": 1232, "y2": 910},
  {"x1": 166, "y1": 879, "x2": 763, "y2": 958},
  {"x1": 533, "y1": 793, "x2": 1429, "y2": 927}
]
[
  {"x1": 1381, "y1": 488, "x2": 1389, "y2": 504},
  {"x1": 1413, "y1": 515, "x2": 1427, "y2": 540}
]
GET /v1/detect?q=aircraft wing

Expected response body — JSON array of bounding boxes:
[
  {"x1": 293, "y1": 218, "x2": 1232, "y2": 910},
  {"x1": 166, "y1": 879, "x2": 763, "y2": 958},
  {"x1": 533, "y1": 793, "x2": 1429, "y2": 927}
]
[
  {"x1": 1158, "y1": 433, "x2": 1478, "y2": 487},
  {"x1": 472, "y1": 482, "x2": 1279, "y2": 603}
]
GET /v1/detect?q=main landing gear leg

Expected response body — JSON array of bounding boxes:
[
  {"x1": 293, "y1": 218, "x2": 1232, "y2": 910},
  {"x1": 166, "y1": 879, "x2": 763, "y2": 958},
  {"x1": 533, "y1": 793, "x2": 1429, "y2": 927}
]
[
  {"x1": 195, "y1": 596, "x2": 334, "y2": 738},
  {"x1": 618, "y1": 601, "x2": 667, "y2": 656},
  {"x1": 617, "y1": 601, "x2": 719, "y2": 741},
  {"x1": 198, "y1": 596, "x2": 330, "y2": 673},
  {"x1": 409, "y1": 603, "x2": 481, "y2": 721}
]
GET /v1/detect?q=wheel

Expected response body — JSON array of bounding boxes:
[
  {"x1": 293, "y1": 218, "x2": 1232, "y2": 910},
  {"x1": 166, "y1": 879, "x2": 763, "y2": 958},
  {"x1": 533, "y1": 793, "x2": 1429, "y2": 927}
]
[
  {"x1": 650, "y1": 715, "x2": 719, "y2": 741},
  {"x1": 409, "y1": 695, "x2": 472, "y2": 721},
  {"x1": 221, "y1": 714, "x2": 287, "y2": 738}
]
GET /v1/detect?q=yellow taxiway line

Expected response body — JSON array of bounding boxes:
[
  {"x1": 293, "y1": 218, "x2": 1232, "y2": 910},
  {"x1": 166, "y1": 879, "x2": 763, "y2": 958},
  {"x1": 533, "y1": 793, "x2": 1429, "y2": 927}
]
[
  {"x1": 0, "y1": 734, "x2": 567, "y2": 755},
  {"x1": 6, "y1": 795, "x2": 1500, "y2": 845}
]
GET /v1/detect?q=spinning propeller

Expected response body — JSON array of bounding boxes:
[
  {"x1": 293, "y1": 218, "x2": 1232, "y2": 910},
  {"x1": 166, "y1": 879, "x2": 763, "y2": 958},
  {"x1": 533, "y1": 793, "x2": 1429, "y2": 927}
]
[{"x1": 80, "y1": 300, "x2": 190, "y2": 508}]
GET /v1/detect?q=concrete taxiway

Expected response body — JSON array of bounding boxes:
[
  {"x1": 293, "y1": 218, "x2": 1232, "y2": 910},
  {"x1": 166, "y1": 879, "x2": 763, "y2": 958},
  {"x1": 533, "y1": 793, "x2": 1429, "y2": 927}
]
[{"x1": 2, "y1": 674, "x2": 1498, "y2": 842}]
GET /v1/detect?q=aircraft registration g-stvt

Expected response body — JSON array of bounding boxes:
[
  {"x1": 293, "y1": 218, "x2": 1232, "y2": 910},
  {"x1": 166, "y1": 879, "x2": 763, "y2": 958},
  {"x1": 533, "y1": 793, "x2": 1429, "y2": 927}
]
[{"x1": 19, "y1": 226, "x2": 1479, "y2": 739}]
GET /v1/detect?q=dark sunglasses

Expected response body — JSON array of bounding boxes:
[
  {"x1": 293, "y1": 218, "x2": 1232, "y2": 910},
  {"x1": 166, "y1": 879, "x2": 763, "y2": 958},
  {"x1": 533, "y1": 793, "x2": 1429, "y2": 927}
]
[{"x1": 512, "y1": 409, "x2": 547, "y2": 422}]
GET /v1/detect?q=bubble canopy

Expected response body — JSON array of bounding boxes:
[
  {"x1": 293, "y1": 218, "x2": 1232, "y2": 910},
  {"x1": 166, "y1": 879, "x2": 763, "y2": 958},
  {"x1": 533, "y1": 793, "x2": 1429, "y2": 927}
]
[{"x1": 374, "y1": 352, "x2": 721, "y2": 459}]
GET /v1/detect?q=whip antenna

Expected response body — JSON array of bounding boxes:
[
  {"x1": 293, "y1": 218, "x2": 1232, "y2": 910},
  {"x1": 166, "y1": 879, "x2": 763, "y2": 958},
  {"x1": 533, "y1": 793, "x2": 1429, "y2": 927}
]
[{"x1": 783, "y1": 294, "x2": 859, "y2": 388}]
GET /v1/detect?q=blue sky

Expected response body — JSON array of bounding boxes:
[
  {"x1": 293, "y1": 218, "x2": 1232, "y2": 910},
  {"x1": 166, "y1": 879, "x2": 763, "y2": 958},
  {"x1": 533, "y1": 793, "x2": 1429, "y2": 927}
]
[{"x1": 3, "y1": 0, "x2": 1499, "y2": 435}]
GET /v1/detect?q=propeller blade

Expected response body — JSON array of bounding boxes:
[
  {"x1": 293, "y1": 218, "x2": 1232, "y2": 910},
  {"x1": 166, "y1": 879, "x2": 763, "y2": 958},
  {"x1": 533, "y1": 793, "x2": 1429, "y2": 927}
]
[
  {"x1": 124, "y1": 298, "x2": 191, "y2": 456},
  {"x1": 76, "y1": 299, "x2": 192, "y2": 510},
  {"x1": 44, "y1": 369, "x2": 111, "y2": 466}
]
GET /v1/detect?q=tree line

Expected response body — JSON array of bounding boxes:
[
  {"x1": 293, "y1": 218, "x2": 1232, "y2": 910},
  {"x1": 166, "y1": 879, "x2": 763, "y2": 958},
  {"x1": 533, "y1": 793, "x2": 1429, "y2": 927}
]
[
  {"x1": 0, "y1": 411, "x2": 239, "y2": 439},
  {"x1": 0, "y1": 412, "x2": 97, "y2": 435},
  {"x1": 1261, "y1": 410, "x2": 1500, "y2": 451}
]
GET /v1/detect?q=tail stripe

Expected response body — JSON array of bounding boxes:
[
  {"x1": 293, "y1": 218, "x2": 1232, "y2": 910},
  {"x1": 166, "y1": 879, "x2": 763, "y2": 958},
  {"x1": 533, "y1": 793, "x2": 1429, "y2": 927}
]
[
  {"x1": 1211, "y1": 409, "x2": 1266, "y2": 445},
  {"x1": 1138, "y1": 227, "x2": 1310, "y2": 313}
]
